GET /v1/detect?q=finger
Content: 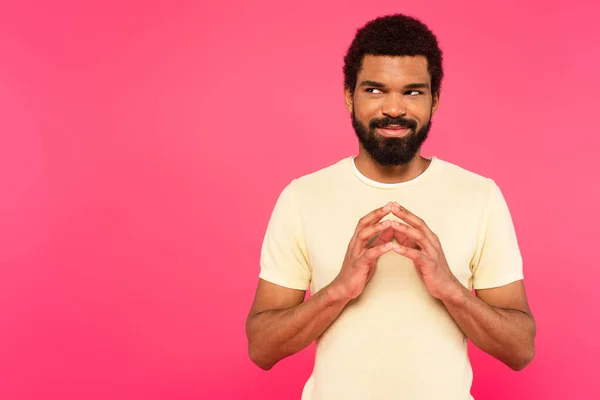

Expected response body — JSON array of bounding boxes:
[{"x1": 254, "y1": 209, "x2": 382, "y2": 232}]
[
  {"x1": 390, "y1": 203, "x2": 439, "y2": 246},
  {"x1": 392, "y1": 243, "x2": 433, "y2": 266},
  {"x1": 390, "y1": 221, "x2": 436, "y2": 256},
  {"x1": 362, "y1": 241, "x2": 394, "y2": 261},
  {"x1": 377, "y1": 226, "x2": 396, "y2": 244},
  {"x1": 364, "y1": 231, "x2": 383, "y2": 249},
  {"x1": 363, "y1": 227, "x2": 395, "y2": 253},
  {"x1": 357, "y1": 220, "x2": 392, "y2": 249},
  {"x1": 393, "y1": 230, "x2": 418, "y2": 249},
  {"x1": 354, "y1": 202, "x2": 393, "y2": 235}
]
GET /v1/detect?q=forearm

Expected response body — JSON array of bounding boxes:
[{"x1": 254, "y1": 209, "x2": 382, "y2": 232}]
[
  {"x1": 246, "y1": 283, "x2": 349, "y2": 370},
  {"x1": 442, "y1": 286, "x2": 536, "y2": 370}
]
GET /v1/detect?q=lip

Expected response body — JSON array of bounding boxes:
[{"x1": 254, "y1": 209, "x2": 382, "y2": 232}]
[{"x1": 376, "y1": 127, "x2": 411, "y2": 138}]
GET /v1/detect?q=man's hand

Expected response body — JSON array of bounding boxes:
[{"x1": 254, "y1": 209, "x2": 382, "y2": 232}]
[
  {"x1": 388, "y1": 202, "x2": 462, "y2": 300},
  {"x1": 331, "y1": 202, "x2": 397, "y2": 300}
]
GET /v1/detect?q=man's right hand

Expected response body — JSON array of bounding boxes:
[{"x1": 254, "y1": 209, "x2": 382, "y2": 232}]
[
  {"x1": 331, "y1": 202, "x2": 396, "y2": 300},
  {"x1": 246, "y1": 202, "x2": 398, "y2": 369}
]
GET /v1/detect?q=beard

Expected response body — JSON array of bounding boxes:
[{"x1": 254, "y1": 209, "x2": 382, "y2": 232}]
[{"x1": 351, "y1": 110, "x2": 432, "y2": 167}]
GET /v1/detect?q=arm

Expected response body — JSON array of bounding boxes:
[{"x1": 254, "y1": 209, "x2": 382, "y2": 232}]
[
  {"x1": 386, "y1": 202, "x2": 536, "y2": 370},
  {"x1": 441, "y1": 280, "x2": 536, "y2": 370},
  {"x1": 245, "y1": 279, "x2": 350, "y2": 370},
  {"x1": 247, "y1": 203, "x2": 397, "y2": 370}
]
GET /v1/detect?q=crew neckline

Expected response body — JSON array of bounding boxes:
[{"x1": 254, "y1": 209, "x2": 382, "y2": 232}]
[{"x1": 349, "y1": 156, "x2": 439, "y2": 189}]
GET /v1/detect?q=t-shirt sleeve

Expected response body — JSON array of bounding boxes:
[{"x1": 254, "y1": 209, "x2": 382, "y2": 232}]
[
  {"x1": 471, "y1": 179, "x2": 524, "y2": 290},
  {"x1": 258, "y1": 180, "x2": 311, "y2": 290}
]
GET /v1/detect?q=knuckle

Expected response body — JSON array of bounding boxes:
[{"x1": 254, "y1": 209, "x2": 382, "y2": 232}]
[{"x1": 364, "y1": 248, "x2": 377, "y2": 259}]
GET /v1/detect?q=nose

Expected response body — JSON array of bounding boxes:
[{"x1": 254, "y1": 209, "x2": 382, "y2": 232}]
[{"x1": 381, "y1": 92, "x2": 407, "y2": 118}]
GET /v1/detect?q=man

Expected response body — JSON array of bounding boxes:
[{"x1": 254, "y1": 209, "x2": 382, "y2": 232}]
[{"x1": 246, "y1": 14, "x2": 536, "y2": 400}]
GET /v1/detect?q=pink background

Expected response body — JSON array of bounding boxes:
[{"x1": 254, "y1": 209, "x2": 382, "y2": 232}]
[{"x1": 1, "y1": 0, "x2": 599, "y2": 399}]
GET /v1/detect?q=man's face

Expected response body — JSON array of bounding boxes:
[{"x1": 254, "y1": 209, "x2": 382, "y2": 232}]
[{"x1": 345, "y1": 55, "x2": 439, "y2": 166}]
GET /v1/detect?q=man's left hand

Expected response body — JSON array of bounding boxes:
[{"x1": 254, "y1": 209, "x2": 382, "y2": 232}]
[{"x1": 388, "y1": 202, "x2": 463, "y2": 301}]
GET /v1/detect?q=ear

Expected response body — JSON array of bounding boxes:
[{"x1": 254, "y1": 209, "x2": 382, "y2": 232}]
[
  {"x1": 344, "y1": 88, "x2": 353, "y2": 113},
  {"x1": 431, "y1": 92, "x2": 440, "y2": 114}
]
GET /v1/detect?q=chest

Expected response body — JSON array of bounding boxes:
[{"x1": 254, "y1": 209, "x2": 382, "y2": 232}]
[{"x1": 301, "y1": 191, "x2": 481, "y2": 292}]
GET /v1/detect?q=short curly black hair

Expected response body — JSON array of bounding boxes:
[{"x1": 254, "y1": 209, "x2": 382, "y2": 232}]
[{"x1": 343, "y1": 14, "x2": 444, "y2": 96}]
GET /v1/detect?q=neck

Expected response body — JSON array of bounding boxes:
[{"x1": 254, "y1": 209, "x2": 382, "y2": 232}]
[{"x1": 353, "y1": 149, "x2": 431, "y2": 184}]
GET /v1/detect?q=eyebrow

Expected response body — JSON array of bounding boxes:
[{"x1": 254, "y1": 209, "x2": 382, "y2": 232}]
[
  {"x1": 358, "y1": 81, "x2": 430, "y2": 90},
  {"x1": 404, "y1": 83, "x2": 430, "y2": 90},
  {"x1": 359, "y1": 80, "x2": 386, "y2": 88}
]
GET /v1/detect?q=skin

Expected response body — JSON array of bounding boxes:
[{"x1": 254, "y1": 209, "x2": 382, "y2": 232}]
[
  {"x1": 347, "y1": 55, "x2": 438, "y2": 183},
  {"x1": 246, "y1": 54, "x2": 536, "y2": 372}
]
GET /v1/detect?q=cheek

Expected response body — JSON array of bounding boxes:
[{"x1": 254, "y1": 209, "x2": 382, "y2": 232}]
[
  {"x1": 409, "y1": 99, "x2": 433, "y2": 117},
  {"x1": 407, "y1": 105, "x2": 432, "y2": 125},
  {"x1": 355, "y1": 112, "x2": 374, "y2": 129},
  {"x1": 353, "y1": 101, "x2": 379, "y2": 123}
]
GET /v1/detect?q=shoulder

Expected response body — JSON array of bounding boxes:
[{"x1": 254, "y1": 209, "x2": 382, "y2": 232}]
[
  {"x1": 435, "y1": 158, "x2": 492, "y2": 185},
  {"x1": 289, "y1": 157, "x2": 353, "y2": 195},
  {"x1": 434, "y1": 158, "x2": 497, "y2": 195}
]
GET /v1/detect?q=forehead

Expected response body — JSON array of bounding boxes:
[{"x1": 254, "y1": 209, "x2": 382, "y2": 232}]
[{"x1": 357, "y1": 55, "x2": 430, "y2": 86}]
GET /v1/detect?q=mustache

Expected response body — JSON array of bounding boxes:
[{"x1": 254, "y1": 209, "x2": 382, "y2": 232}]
[{"x1": 369, "y1": 116, "x2": 417, "y2": 131}]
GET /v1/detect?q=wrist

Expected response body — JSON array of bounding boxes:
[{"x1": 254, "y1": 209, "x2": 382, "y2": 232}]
[
  {"x1": 440, "y1": 280, "x2": 469, "y2": 307},
  {"x1": 325, "y1": 280, "x2": 354, "y2": 305}
]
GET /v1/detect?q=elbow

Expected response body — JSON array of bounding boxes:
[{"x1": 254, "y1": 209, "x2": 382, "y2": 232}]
[
  {"x1": 508, "y1": 345, "x2": 535, "y2": 371},
  {"x1": 508, "y1": 321, "x2": 536, "y2": 371},
  {"x1": 248, "y1": 342, "x2": 276, "y2": 371},
  {"x1": 246, "y1": 317, "x2": 277, "y2": 371}
]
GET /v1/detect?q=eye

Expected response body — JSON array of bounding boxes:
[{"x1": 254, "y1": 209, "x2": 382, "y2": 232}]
[
  {"x1": 366, "y1": 88, "x2": 384, "y2": 94},
  {"x1": 405, "y1": 90, "x2": 423, "y2": 96}
]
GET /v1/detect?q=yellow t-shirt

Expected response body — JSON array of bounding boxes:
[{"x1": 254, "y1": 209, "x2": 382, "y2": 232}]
[{"x1": 259, "y1": 156, "x2": 523, "y2": 400}]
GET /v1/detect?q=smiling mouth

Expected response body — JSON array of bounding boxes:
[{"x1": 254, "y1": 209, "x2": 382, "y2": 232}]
[{"x1": 377, "y1": 126, "x2": 411, "y2": 137}]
